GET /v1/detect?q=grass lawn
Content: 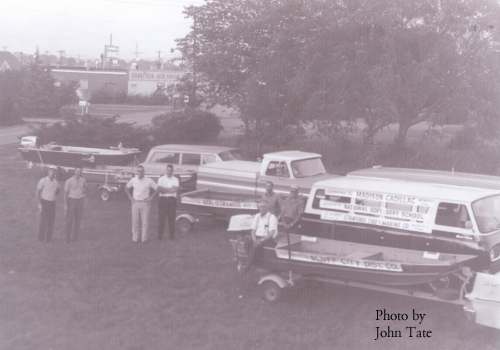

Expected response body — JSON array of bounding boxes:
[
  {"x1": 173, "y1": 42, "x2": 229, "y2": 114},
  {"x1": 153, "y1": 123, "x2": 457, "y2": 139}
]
[{"x1": 0, "y1": 144, "x2": 499, "y2": 350}]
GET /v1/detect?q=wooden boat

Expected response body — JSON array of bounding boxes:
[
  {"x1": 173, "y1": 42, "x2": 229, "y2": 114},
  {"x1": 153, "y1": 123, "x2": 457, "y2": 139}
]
[
  {"x1": 18, "y1": 143, "x2": 141, "y2": 167},
  {"x1": 253, "y1": 234, "x2": 478, "y2": 287}
]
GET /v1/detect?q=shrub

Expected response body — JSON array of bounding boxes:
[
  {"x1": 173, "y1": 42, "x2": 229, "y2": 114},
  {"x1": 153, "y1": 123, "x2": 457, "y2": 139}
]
[{"x1": 151, "y1": 108, "x2": 222, "y2": 144}]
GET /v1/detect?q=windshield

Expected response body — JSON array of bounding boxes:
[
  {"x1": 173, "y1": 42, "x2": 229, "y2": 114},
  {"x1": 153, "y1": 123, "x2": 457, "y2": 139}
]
[
  {"x1": 219, "y1": 150, "x2": 243, "y2": 161},
  {"x1": 472, "y1": 195, "x2": 500, "y2": 233},
  {"x1": 291, "y1": 158, "x2": 326, "y2": 178}
]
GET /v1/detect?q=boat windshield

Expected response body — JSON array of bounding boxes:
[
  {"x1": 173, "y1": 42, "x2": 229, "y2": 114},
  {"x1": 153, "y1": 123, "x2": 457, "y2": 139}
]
[
  {"x1": 472, "y1": 195, "x2": 500, "y2": 233},
  {"x1": 291, "y1": 158, "x2": 326, "y2": 178},
  {"x1": 219, "y1": 150, "x2": 243, "y2": 161}
]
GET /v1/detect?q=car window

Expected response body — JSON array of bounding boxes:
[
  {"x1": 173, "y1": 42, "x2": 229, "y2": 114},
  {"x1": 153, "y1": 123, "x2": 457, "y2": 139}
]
[
  {"x1": 150, "y1": 152, "x2": 179, "y2": 164},
  {"x1": 201, "y1": 154, "x2": 217, "y2": 164},
  {"x1": 181, "y1": 153, "x2": 201, "y2": 165},
  {"x1": 435, "y1": 202, "x2": 470, "y2": 229},
  {"x1": 265, "y1": 161, "x2": 289, "y2": 177}
]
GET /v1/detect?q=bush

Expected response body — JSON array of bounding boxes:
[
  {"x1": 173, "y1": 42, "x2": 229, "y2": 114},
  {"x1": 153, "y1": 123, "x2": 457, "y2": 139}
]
[
  {"x1": 32, "y1": 115, "x2": 154, "y2": 152},
  {"x1": 151, "y1": 108, "x2": 222, "y2": 144}
]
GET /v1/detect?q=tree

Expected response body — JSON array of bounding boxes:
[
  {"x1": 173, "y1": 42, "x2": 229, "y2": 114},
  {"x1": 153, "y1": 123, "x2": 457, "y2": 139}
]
[
  {"x1": 0, "y1": 70, "x2": 23, "y2": 125},
  {"x1": 18, "y1": 64, "x2": 78, "y2": 119},
  {"x1": 179, "y1": 0, "x2": 500, "y2": 148}
]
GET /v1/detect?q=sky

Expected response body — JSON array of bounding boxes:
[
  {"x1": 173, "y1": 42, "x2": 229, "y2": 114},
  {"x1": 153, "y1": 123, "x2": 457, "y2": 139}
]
[{"x1": 0, "y1": 0, "x2": 205, "y2": 60}]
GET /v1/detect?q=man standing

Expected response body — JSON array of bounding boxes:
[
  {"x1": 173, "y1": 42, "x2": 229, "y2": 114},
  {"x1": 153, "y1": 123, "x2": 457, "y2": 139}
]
[
  {"x1": 36, "y1": 166, "x2": 60, "y2": 242},
  {"x1": 261, "y1": 181, "x2": 281, "y2": 216},
  {"x1": 64, "y1": 167, "x2": 87, "y2": 243},
  {"x1": 126, "y1": 165, "x2": 157, "y2": 243},
  {"x1": 279, "y1": 185, "x2": 305, "y2": 233},
  {"x1": 157, "y1": 164, "x2": 179, "y2": 240}
]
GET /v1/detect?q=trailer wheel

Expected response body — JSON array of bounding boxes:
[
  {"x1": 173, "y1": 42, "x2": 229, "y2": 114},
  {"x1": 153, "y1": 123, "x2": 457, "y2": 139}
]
[
  {"x1": 99, "y1": 188, "x2": 111, "y2": 202},
  {"x1": 261, "y1": 280, "x2": 282, "y2": 302},
  {"x1": 176, "y1": 217, "x2": 193, "y2": 234}
]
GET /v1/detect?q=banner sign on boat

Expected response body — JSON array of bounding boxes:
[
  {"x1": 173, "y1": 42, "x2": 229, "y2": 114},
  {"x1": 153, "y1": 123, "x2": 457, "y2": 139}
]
[
  {"x1": 317, "y1": 188, "x2": 437, "y2": 234},
  {"x1": 181, "y1": 196, "x2": 258, "y2": 210},
  {"x1": 275, "y1": 249, "x2": 403, "y2": 272}
]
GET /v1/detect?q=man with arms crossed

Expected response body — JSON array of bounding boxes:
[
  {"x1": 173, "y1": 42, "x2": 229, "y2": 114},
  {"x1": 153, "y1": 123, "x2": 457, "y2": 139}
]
[
  {"x1": 36, "y1": 166, "x2": 60, "y2": 242},
  {"x1": 126, "y1": 165, "x2": 157, "y2": 243},
  {"x1": 64, "y1": 167, "x2": 87, "y2": 243},
  {"x1": 157, "y1": 164, "x2": 179, "y2": 240}
]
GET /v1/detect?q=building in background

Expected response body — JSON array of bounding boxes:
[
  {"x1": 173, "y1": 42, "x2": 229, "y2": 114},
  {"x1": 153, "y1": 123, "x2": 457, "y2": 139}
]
[
  {"x1": 128, "y1": 68, "x2": 185, "y2": 96},
  {"x1": 50, "y1": 67, "x2": 128, "y2": 101}
]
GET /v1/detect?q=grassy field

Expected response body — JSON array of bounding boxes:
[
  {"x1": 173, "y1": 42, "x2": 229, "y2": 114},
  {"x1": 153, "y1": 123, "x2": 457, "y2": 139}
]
[{"x1": 0, "y1": 144, "x2": 499, "y2": 350}]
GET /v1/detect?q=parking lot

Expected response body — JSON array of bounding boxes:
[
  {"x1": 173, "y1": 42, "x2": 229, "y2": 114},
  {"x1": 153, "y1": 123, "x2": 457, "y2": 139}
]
[{"x1": 0, "y1": 144, "x2": 499, "y2": 350}]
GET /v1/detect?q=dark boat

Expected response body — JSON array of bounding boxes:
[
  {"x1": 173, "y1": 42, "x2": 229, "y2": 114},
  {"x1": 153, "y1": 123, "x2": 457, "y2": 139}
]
[
  {"x1": 18, "y1": 143, "x2": 141, "y2": 167},
  {"x1": 254, "y1": 234, "x2": 477, "y2": 287}
]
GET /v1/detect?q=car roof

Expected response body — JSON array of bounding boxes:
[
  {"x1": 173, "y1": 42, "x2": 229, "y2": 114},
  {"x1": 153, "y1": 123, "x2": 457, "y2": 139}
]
[
  {"x1": 348, "y1": 167, "x2": 500, "y2": 191},
  {"x1": 149, "y1": 144, "x2": 238, "y2": 153},
  {"x1": 313, "y1": 175, "x2": 500, "y2": 203},
  {"x1": 263, "y1": 150, "x2": 321, "y2": 161}
]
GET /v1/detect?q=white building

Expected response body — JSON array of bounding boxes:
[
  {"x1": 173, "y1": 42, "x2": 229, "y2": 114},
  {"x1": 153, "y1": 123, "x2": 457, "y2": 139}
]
[{"x1": 128, "y1": 69, "x2": 185, "y2": 96}]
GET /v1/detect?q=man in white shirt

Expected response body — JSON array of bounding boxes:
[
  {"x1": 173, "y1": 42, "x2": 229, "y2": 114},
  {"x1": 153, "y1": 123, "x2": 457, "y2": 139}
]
[
  {"x1": 36, "y1": 166, "x2": 60, "y2": 242},
  {"x1": 126, "y1": 165, "x2": 157, "y2": 243},
  {"x1": 157, "y1": 164, "x2": 179, "y2": 240},
  {"x1": 64, "y1": 167, "x2": 87, "y2": 243},
  {"x1": 251, "y1": 201, "x2": 278, "y2": 244}
]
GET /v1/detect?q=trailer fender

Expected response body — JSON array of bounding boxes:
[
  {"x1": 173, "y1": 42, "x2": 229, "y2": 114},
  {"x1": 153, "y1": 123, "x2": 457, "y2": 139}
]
[
  {"x1": 176, "y1": 213, "x2": 197, "y2": 224},
  {"x1": 257, "y1": 274, "x2": 289, "y2": 289}
]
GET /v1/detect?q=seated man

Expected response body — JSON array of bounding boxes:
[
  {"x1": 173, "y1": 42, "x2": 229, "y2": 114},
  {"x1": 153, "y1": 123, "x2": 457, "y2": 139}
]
[{"x1": 251, "y1": 201, "x2": 278, "y2": 245}]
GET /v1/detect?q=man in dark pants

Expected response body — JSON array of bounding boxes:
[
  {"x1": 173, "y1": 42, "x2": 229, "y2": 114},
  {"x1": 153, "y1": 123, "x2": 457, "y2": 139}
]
[
  {"x1": 64, "y1": 167, "x2": 87, "y2": 242},
  {"x1": 36, "y1": 167, "x2": 60, "y2": 242},
  {"x1": 157, "y1": 164, "x2": 179, "y2": 240}
]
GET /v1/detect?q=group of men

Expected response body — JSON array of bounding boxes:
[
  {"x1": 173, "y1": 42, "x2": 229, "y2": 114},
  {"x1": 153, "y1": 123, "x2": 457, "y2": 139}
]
[
  {"x1": 35, "y1": 164, "x2": 180, "y2": 244},
  {"x1": 36, "y1": 166, "x2": 87, "y2": 243},
  {"x1": 124, "y1": 164, "x2": 179, "y2": 243},
  {"x1": 251, "y1": 181, "x2": 305, "y2": 244},
  {"x1": 36, "y1": 164, "x2": 305, "y2": 246}
]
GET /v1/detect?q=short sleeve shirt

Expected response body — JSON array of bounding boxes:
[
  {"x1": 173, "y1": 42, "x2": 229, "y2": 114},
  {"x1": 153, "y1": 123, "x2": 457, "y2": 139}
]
[
  {"x1": 64, "y1": 176, "x2": 87, "y2": 199},
  {"x1": 157, "y1": 175, "x2": 180, "y2": 198},
  {"x1": 251, "y1": 212, "x2": 278, "y2": 239},
  {"x1": 126, "y1": 176, "x2": 157, "y2": 200},
  {"x1": 261, "y1": 192, "x2": 281, "y2": 216},
  {"x1": 37, "y1": 176, "x2": 59, "y2": 201}
]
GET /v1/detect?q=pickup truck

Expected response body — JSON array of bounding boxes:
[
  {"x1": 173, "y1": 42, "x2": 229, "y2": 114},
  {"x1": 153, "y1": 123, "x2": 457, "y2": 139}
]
[{"x1": 196, "y1": 150, "x2": 337, "y2": 196}]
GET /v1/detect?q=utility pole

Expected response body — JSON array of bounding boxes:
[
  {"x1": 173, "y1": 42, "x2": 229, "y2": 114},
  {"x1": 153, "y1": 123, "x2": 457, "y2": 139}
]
[
  {"x1": 133, "y1": 42, "x2": 142, "y2": 60},
  {"x1": 57, "y1": 50, "x2": 65, "y2": 66},
  {"x1": 156, "y1": 50, "x2": 162, "y2": 69},
  {"x1": 103, "y1": 34, "x2": 119, "y2": 69}
]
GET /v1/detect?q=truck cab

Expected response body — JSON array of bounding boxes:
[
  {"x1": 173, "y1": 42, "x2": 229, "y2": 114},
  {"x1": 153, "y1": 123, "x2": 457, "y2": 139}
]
[{"x1": 196, "y1": 150, "x2": 336, "y2": 196}]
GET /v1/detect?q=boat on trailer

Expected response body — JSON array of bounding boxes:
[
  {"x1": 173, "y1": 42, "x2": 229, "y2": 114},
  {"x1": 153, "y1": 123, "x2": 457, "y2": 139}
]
[
  {"x1": 18, "y1": 142, "x2": 141, "y2": 168},
  {"x1": 253, "y1": 233, "x2": 477, "y2": 287}
]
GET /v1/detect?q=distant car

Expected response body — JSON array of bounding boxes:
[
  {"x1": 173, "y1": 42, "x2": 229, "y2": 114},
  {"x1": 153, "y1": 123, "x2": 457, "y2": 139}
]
[
  {"x1": 19, "y1": 136, "x2": 38, "y2": 148},
  {"x1": 140, "y1": 144, "x2": 243, "y2": 179}
]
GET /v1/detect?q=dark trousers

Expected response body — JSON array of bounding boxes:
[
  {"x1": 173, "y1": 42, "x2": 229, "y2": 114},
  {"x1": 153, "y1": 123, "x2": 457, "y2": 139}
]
[
  {"x1": 65, "y1": 198, "x2": 84, "y2": 242},
  {"x1": 158, "y1": 197, "x2": 177, "y2": 239},
  {"x1": 38, "y1": 199, "x2": 56, "y2": 242}
]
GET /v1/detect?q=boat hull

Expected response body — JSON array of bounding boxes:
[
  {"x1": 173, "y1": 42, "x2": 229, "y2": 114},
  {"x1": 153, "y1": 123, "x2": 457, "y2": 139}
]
[
  {"x1": 18, "y1": 147, "x2": 140, "y2": 167},
  {"x1": 251, "y1": 236, "x2": 476, "y2": 287}
]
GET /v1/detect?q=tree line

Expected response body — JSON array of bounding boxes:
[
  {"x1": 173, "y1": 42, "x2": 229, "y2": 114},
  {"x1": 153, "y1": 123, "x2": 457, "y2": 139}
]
[{"x1": 178, "y1": 0, "x2": 500, "y2": 150}]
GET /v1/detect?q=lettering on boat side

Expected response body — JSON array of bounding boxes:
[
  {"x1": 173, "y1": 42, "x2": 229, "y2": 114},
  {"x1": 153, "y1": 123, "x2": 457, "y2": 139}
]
[
  {"x1": 181, "y1": 197, "x2": 257, "y2": 209},
  {"x1": 373, "y1": 308, "x2": 432, "y2": 341},
  {"x1": 274, "y1": 250, "x2": 403, "y2": 272}
]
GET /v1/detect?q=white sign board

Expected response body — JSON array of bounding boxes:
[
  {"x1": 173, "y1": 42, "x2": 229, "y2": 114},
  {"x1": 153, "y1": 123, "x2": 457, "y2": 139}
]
[{"x1": 318, "y1": 188, "x2": 437, "y2": 233}]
